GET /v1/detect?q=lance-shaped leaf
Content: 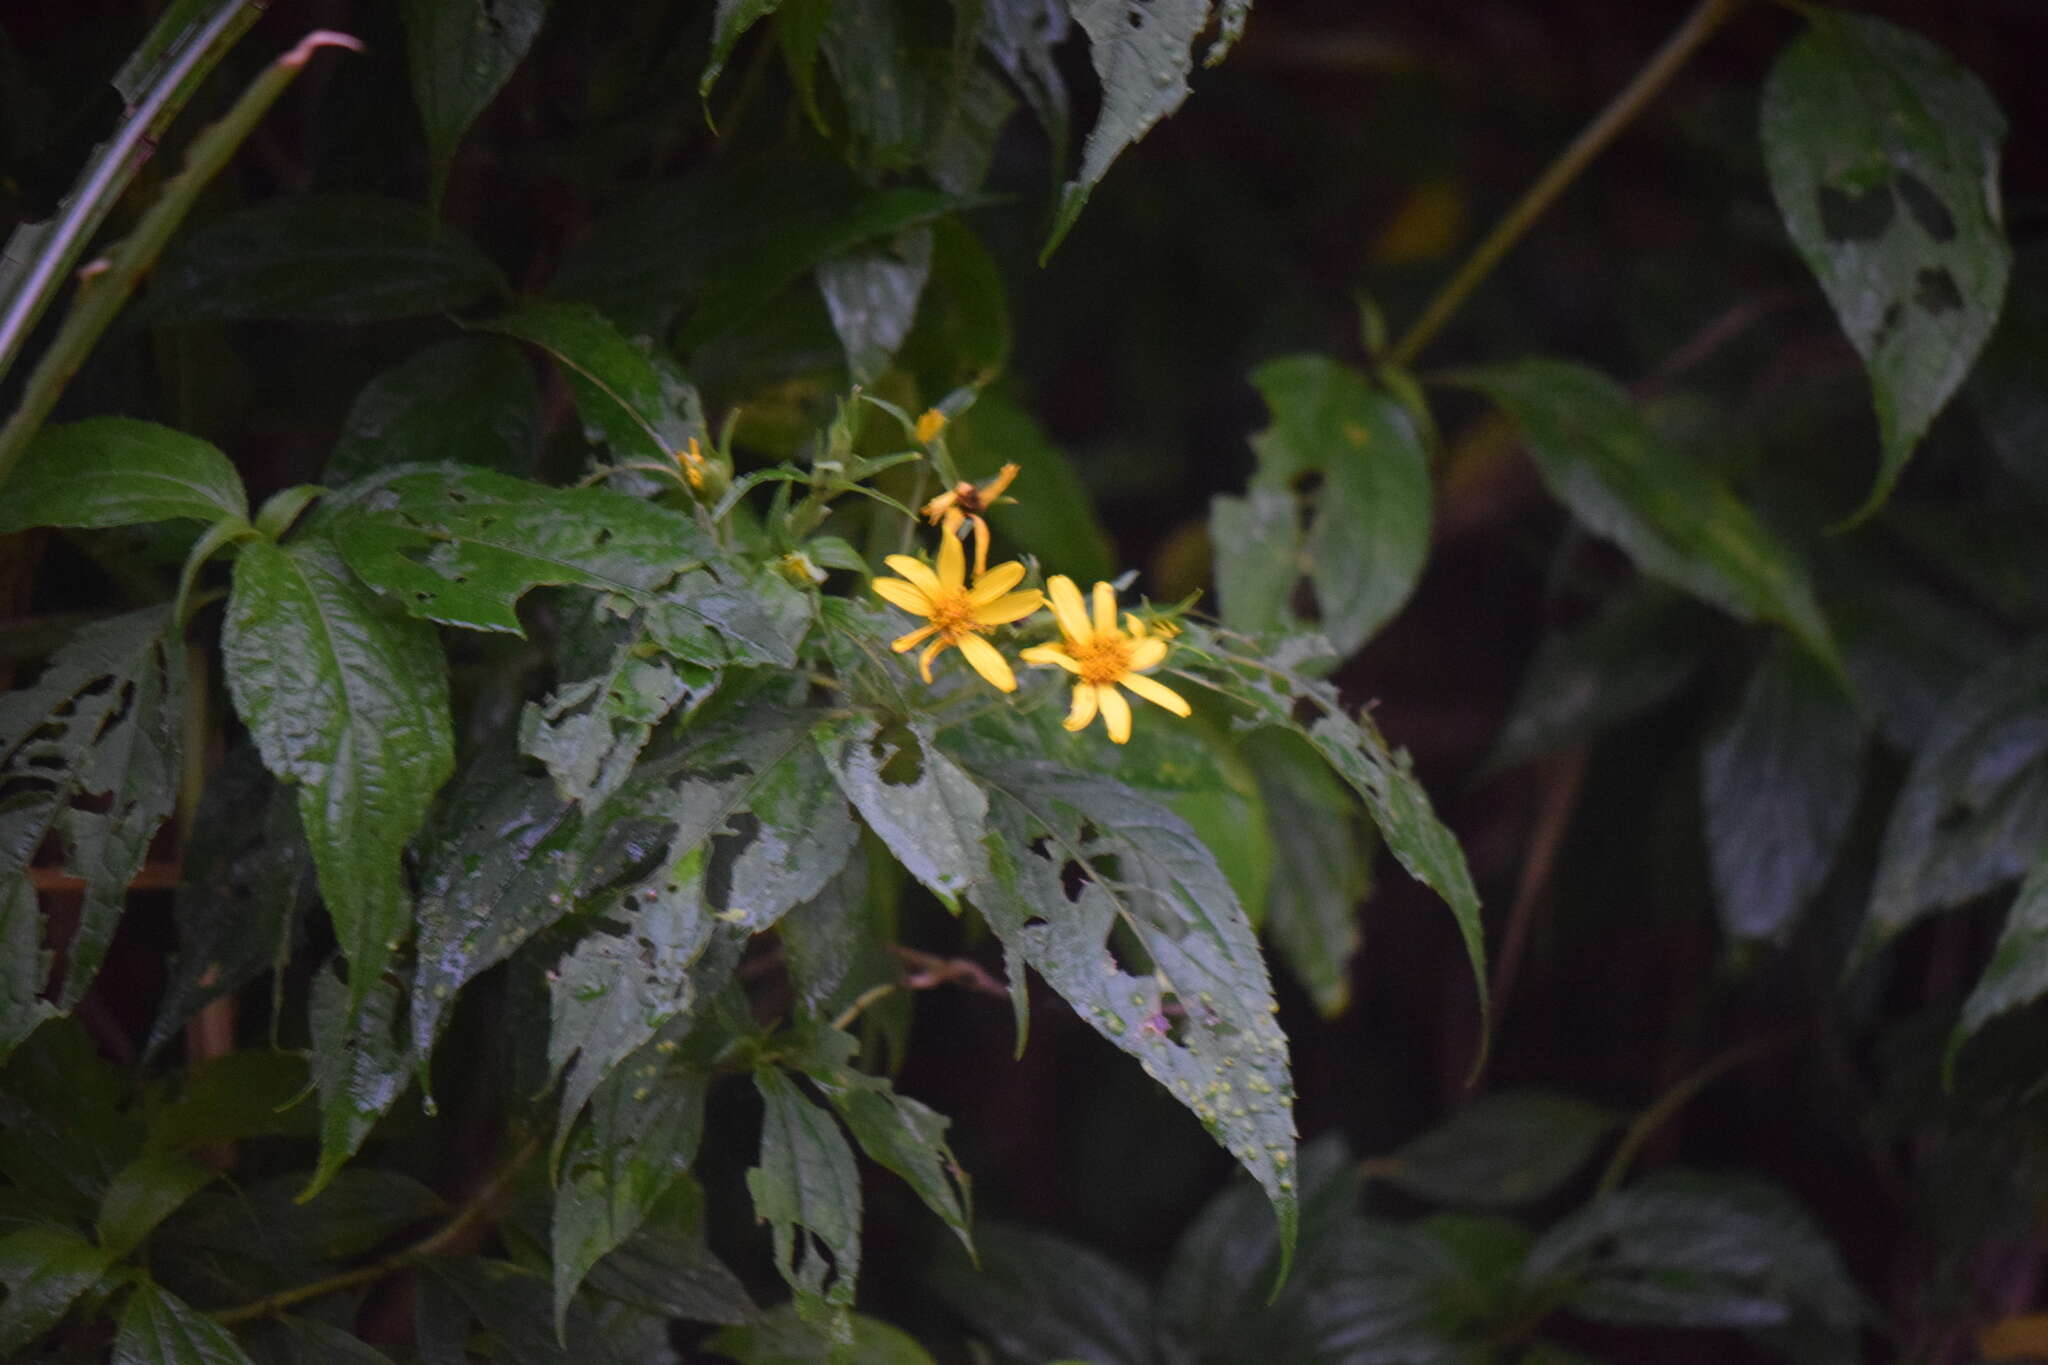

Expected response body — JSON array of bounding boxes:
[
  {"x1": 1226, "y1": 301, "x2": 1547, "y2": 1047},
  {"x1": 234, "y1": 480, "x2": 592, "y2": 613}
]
[
  {"x1": 485, "y1": 302, "x2": 706, "y2": 465},
  {"x1": 326, "y1": 464, "x2": 712, "y2": 635},
  {"x1": 749, "y1": 1067, "x2": 862, "y2": 1337},
  {"x1": 113, "y1": 1281, "x2": 255, "y2": 1365},
  {"x1": 326, "y1": 338, "x2": 540, "y2": 484},
  {"x1": 1370, "y1": 1091, "x2": 1616, "y2": 1211},
  {"x1": 223, "y1": 540, "x2": 453, "y2": 1011},
  {"x1": 817, "y1": 715, "x2": 988, "y2": 908},
  {"x1": 927, "y1": 1222, "x2": 1153, "y2": 1365},
  {"x1": 521, "y1": 626, "x2": 707, "y2": 809},
  {"x1": 399, "y1": 0, "x2": 546, "y2": 175},
  {"x1": 1247, "y1": 730, "x2": 1369, "y2": 1018},
  {"x1": 307, "y1": 962, "x2": 410, "y2": 1197},
  {"x1": 581, "y1": 1175, "x2": 755, "y2": 1326},
  {"x1": 0, "y1": 418, "x2": 248, "y2": 533},
  {"x1": 0, "y1": 606, "x2": 182, "y2": 1052},
  {"x1": 0, "y1": 1225, "x2": 113, "y2": 1356},
  {"x1": 960, "y1": 752, "x2": 1297, "y2": 1268},
  {"x1": 1952, "y1": 852, "x2": 2048, "y2": 1067},
  {"x1": 96, "y1": 1153, "x2": 217, "y2": 1260},
  {"x1": 1761, "y1": 12, "x2": 2010, "y2": 522},
  {"x1": 1464, "y1": 360, "x2": 1838, "y2": 669},
  {"x1": 777, "y1": 853, "x2": 898, "y2": 1026},
  {"x1": 417, "y1": 1257, "x2": 613, "y2": 1364},
  {"x1": 702, "y1": 0, "x2": 785, "y2": 103}
]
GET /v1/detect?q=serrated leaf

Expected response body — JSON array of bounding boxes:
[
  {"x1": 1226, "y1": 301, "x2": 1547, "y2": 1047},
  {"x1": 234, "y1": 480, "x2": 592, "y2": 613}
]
[
  {"x1": 1953, "y1": 852, "x2": 2048, "y2": 1064},
  {"x1": 1702, "y1": 639, "x2": 1862, "y2": 943},
  {"x1": 926, "y1": 1222, "x2": 1152, "y2": 1365},
  {"x1": 1248, "y1": 730, "x2": 1369, "y2": 1016},
  {"x1": 1462, "y1": 360, "x2": 1836, "y2": 670},
  {"x1": 0, "y1": 605, "x2": 182, "y2": 1046},
  {"x1": 1373, "y1": 1091, "x2": 1616, "y2": 1211},
  {"x1": 327, "y1": 464, "x2": 712, "y2": 635},
  {"x1": 645, "y1": 562, "x2": 815, "y2": 669},
  {"x1": 1761, "y1": 12, "x2": 2010, "y2": 521},
  {"x1": 485, "y1": 302, "x2": 706, "y2": 464},
  {"x1": 582, "y1": 1175, "x2": 755, "y2": 1326},
  {"x1": 114, "y1": 1282, "x2": 254, "y2": 1365},
  {"x1": 326, "y1": 338, "x2": 540, "y2": 484},
  {"x1": 709, "y1": 1303, "x2": 934, "y2": 1364},
  {"x1": 960, "y1": 753, "x2": 1297, "y2": 1266},
  {"x1": 1864, "y1": 637, "x2": 2048, "y2": 947},
  {"x1": 749, "y1": 1067, "x2": 861, "y2": 1335},
  {"x1": 96, "y1": 1153, "x2": 216, "y2": 1260},
  {"x1": 818, "y1": 226, "x2": 934, "y2": 383},
  {"x1": 0, "y1": 1225, "x2": 112, "y2": 1356},
  {"x1": 778, "y1": 852, "x2": 896, "y2": 1024},
  {"x1": 145, "y1": 195, "x2": 505, "y2": 322},
  {"x1": 223, "y1": 540, "x2": 453, "y2": 1008},
  {"x1": 399, "y1": 0, "x2": 546, "y2": 170},
  {"x1": 307, "y1": 963, "x2": 410, "y2": 1197},
  {"x1": 521, "y1": 624, "x2": 703, "y2": 808},
  {"x1": 0, "y1": 418, "x2": 248, "y2": 533},
  {"x1": 817, "y1": 715, "x2": 988, "y2": 907}
]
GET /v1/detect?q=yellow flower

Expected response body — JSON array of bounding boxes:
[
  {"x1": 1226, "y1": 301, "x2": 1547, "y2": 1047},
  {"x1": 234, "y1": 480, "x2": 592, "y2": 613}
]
[
  {"x1": 872, "y1": 526, "x2": 1043, "y2": 692},
  {"x1": 922, "y1": 462, "x2": 1019, "y2": 579},
  {"x1": 914, "y1": 408, "x2": 948, "y2": 443},
  {"x1": 676, "y1": 436, "x2": 708, "y2": 489},
  {"x1": 1021, "y1": 576, "x2": 1191, "y2": 744}
]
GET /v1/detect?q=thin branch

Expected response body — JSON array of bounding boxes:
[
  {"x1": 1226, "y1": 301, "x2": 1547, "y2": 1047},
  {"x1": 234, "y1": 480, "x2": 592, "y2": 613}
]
[
  {"x1": 886, "y1": 944, "x2": 1012, "y2": 1000},
  {"x1": 1597, "y1": 1030, "x2": 1797, "y2": 1195},
  {"x1": 1488, "y1": 744, "x2": 1588, "y2": 1015}
]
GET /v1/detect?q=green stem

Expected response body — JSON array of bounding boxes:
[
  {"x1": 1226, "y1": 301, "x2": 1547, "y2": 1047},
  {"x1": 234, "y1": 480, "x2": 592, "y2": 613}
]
[
  {"x1": 1386, "y1": 0, "x2": 1746, "y2": 370},
  {"x1": 0, "y1": 32, "x2": 365, "y2": 491},
  {"x1": 1596, "y1": 1030, "x2": 1795, "y2": 1195}
]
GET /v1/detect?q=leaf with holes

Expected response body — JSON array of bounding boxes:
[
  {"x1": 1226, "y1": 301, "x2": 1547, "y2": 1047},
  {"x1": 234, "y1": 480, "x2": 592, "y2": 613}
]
[
  {"x1": 645, "y1": 563, "x2": 815, "y2": 670},
  {"x1": 959, "y1": 750, "x2": 1297, "y2": 1271},
  {"x1": 750, "y1": 1066, "x2": 862, "y2": 1339},
  {"x1": 326, "y1": 464, "x2": 713, "y2": 634},
  {"x1": 817, "y1": 715, "x2": 988, "y2": 908},
  {"x1": 326, "y1": 338, "x2": 540, "y2": 484},
  {"x1": 485, "y1": 301, "x2": 707, "y2": 465},
  {"x1": 306, "y1": 962, "x2": 410, "y2": 1197},
  {"x1": 0, "y1": 418, "x2": 248, "y2": 534},
  {"x1": 1762, "y1": 12, "x2": 2010, "y2": 522},
  {"x1": 223, "y1": 540, "x2": 452, "y2": 1011},
  {"x1": 0, "y1": 605, "x2": 182, "y2": 1053},
  {"x1": 399, "y1": 0, "x2": 546, "y2": 172}
]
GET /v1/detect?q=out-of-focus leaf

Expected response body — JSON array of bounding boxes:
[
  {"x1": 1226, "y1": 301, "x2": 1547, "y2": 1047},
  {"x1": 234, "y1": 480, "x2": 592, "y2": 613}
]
[
  {"x1": 399, "y1": 0, "x2": 546, "y2": 171},
  {"x1": 1209, "y1": 486, "x2": 1296, "y2": 637},
  {"x1": 701, "y1": 0, "x2": 784, "y2": 104},
  {"x1": 326, "y1": 338, "x2": 539, "y2": 484},
  {"x1": 1814, "y1": 553, "x2": 2002, "y2": 753},
  {"x1": 582, "y1": 1176, "x2": 754, "y2": 1326},
  {"x1": 931, "y1": 66, "x2": 1018, "y2": 197},
  {"x1": 961, "y1": 751, "x2": 1297, "y2": 1269},
  {"x1": 1864, "y1": 638, "x2": 2048, "y2": 948},
  {"x1": 1701, "y1": 639, "x2": 1862, "y2": 942},
  {"x1": 0, "y1": 1020, "x2": 142, "y2": 1209},
  {"x1": 777, "y1": 852, "x2": 897, "y2": 1026},
  {"x1": 145, "y1": 195, "x2": 504, "y2": 322},
  {"x1": 1761, "y1": 12, "x2": 2009, "y2": 521},
  {"x1": 948, "y1": 390, "x2": 1115, "y2": 587},
  {"x1": 96, "y1": 1153, "x2": 216, "y2": 1259},
  {"x1": 927, "y1": 1222, "x2": 1153, "y2": 1365},
  {"x1": 817, "y1": 715, "x2": 988, "y2": 908},
  {"x1": 817, "y1": 226, "x2": 933, "y2": 384},
  {"x1": 306, "y1": 963, "x2": 410, "y2": 1196},
  {"x1": 818, "y1": 0, "x2": 947, "y2": 174},
  {"x1": 327, "y1": 464, "x2": 713, "y2": 635},
  {"x1": 223, "y1": 540, "x2": 453, "y2": 1008},
  {"x1": 113, "y1": 1281, "x2": 254, "y2": 1365},
  {"x1": 162, "y1": 1169, "x2": 442, "y2": 1267},
  {"x1": 0, "y1": 418, "x2": 248, "y2": 533},
  {"x1": 145, "y1": 1050, "x2": 314, "y2": 1152},
  {"x1": 1952, "y1": 851, "x2": 2048, "y2": 1071},
  {"x1": 0, "y1": 606, "x2": 182, "y2": 1050},
  {"x1": 1249, "y1": 730, "x2": 1369, "y2": 1016},
  {"x1": 709, "y1": 1303, "x2": 934, "y2": 1365},
  {"x1": 980, "y1": 0, "x2": 1070, "y2": 159},
  {"x1": 0, "y1": 1225, "x2": 112, "y2": 1356},
  {"x1": 1370, "y1": 1091, "x2": 1616, "y2": 1211},
  {"x1": 484, "y1": 302, "x2": 706, "y2": 465},
  {"x1": 1968, "y1": 246, "x2": 2048, "y2": 506},
  {"x1": 1462, "y1": 360, "x2": 1837, "y2": 670},
  {"x1": 901, "y1": 217, "x2": 1011, "y2": 392},
  {"x1": 417, "y1": 1257, "x2": 619, "y2": 1365},
  {"x1": 1487, "y1": 587, "x2": 1713, "y2": 773},
  {"x1": 242, "y1": 1317, "x2": 396, "y2": 1365},
  {"x1": 749, "y1": 1067, "x2": 861, "y2": 1337},
  {"x1": 1304, "y1": 1214, "x2": 1533, "y2": 1363}
]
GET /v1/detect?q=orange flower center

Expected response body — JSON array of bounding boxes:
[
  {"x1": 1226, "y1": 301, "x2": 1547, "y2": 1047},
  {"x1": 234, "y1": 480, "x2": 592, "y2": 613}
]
[
  {"x1": 1070, "y1": 635, "x2": 1132, "y2": 686},
  {"x1": 927, "y1": 589, "x2": 980, "y2": 640}
]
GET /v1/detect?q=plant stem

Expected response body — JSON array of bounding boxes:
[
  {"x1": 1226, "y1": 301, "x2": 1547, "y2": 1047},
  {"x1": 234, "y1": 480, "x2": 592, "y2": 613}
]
[
  {"x1": 1596, "y1": 1029, "x2": 1795, "y2": 1195},
  {"x1": 1386, "y1": 0, "x2": 1746, "y2": 370},
  {"x1": 210, "y1": 1132, "x2": 543, "y2": 1327}
]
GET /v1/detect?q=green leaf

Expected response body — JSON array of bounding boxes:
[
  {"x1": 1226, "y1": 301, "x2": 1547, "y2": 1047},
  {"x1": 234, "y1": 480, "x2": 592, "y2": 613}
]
[
  {"x1": 0, "y1": 1225, "x2": 112, "y2": 1356},
  {"x1": 145, "y1": 1050, "x2": 315, "y2": 1152},
  {"x1": 1761, "y1": 12, "x2": 2010, "y2": 522},
  {"x1": 817, "y1": 715, "x2": 989, "y2": 907},
  {"x1": 1953, "y1": 852, "x2": 2048, "y2": 1063},
  {"x1": 1967, "y1": 245, "x2": 2048, "y2": 506},
  {"x1": 0, "y1": 418, "x2": 248, "y2": 533},
  {"x1": 1701, "y1": 639, "x2": 1862, "y2": 943},
  {"x1": 1864, "y1": 637, "x2": 2048, "y2": 947},
  {"x1": 520, "y1": 616, "x2": 707, "y2": 808},
  {"x1": 485, "y1": 301, "x2": 706, "y2": 464},
  {"x1": 749, "y1": 1067, "x2": 862, "y2": 1335},
  {"x1": 1045, "y1": 0, "x2": 1212, "y2": 258},
  {"x1": 581, "y1": 1176, "x2": 754, "y2": 1326},
  {"x1": 777, "y1": 852, "x2": 897, "y2": 1025},
  {"x1": 223, "y1": 540, "x2": 453, "y2": 1007},
  {"x1": 0, "y1": 1020, "x2": 143, "y2": 1208},
  {"x1": 1370, "y1": 1091, "x2": 1617, "y2": 1211},
  {"x1": 701, "y1": 0, "x2": 784, "y2": 104},
  {"x1": 1215, "y1": 355, "x2": 1432, "y2": 658},
  {"x1": 399, "y1": 0, "x2": 546, "y2": 171},
  {"x1": 162, "y1": 1169, "x2": 443, "y2": 1267},
  {"x1": 960, "y1": 753, "x2": 1297, "y2": 1267},
  {"x1": 710, "y1": 1303, "x2": 935, "y2": 1364},
  {"x1": 113, "y1": 1281, "x2": 254, "y2": 1365},
  {"x1": 1486, "y1": 586, "x2": 1713, "y2": 773},
  {"x1": 1307, "y1": 1213, "x2": 1534, "y2": 1362},
  {"x1": 327, "y1": 464, "x2": 713, "y2": 635},
  {"x1": 0, "y1": 605, "x2": 182, "y2": 1047},
  {"x1": 1461, "y1": 360, "x2": 1837, "y2": 670},
  {"x1": 818, "y1": 226, "x2": 934, "y2": 384},
  {"x1": 145, "y1": 195, "x2": 505, "y2": 322},
  {"x1": 1820, "y1": 554, "x2": 2003, "y2": 752},
  {"x1": 900, "y1": 217, "x2": 1012, "y2": 392},
  {"x1": 96, "y1": 1153, "x2": 216, "y2": 1260},
  {"x1": 1249, "y1": 730, "x2": 1370, "y2": 1017},
  {"x1": 241, "y1": 1317, "x2": 398, "y2": 1365},
  {"x1": 981, "y1": 0, "x2": 1070, "y2": 160},
  {"x1": 926, "y1": 1222, "x2": 1153, "y2": 1365},
  {"x1": 307, "y1": 962, "x2": 411, "y2": 1196},
  {"x1": 949, "y1": 390, "x2": 1115, "y2": 585},
  {"x1": 326, "y1": 338, "x2": 540, "y2": 484},
  {"x1": 417, "y1": 1257, "x2": 615, "y2": 1365},
  {"x1": 645, "y1": 563, "x2": 816, "y2": 670}
]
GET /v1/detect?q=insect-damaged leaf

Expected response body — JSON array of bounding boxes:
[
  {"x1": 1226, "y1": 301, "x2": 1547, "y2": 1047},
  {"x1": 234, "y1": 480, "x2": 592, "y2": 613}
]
[
  {"x1": 1761, "y1": 12, "x2": 2010, "y2": 522},
  {"x1": 817, "y1": 715, "x2": 988, "y2": 907},
  {"x1": 326, "y1": 464, "x2": 713, "y2": 635},
  {"x1": 307, "y1": 962, "x2": 410, "y2": 1197},
  {"x1": 0, "y1": 418, "x2": 248, "y2": 534},
  {"x1": 0, "y1": 605, "x2": 182, "y2": 1055},
  {"x1": 959, "y1": 751, "x2": 1297, "y2": 1271},
  {"x1": 484, "y1": 301, "x2": 707, "y2": 465},
  {"x1": 749, "y1": 1067, "x2": 862, "y2": 1339},
  {"x1": 223, "y1": 540, "x2": 453, "y2": 1013}
]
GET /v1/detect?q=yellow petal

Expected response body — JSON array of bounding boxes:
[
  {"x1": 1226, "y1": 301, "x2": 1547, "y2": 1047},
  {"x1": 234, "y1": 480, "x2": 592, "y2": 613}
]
[
  {"x1": 891, "y1": 624, "x2": 938, "y2": 653},
  {"x1": 983, "y1": 462, "x2": 1020, "y2": 501},
  {"x1": 918, "y1": 636, "x2": 948, "y2": 684},
  {"x1": 1121, "y1": 671, "x2": 1191, "y2": 717},
  {"x1": 883, "y1": 555, "x2": 942, "y2": 597},
  {"x1": 973, "y1": 590, "x2": 1044, "y2": 626},
  {"x1": 1063, "y1": 682, "x2": 1098, "y2": 732},
  {"x1": 937, "y1": 517, "x2": 966, "y2": 590},
  {"x1": 1092, "y1": 581, "x2": 1118, "y2": 637},
  {"x1": 915, "y1": 408, "x2": 947, "y2": 443},
  {"x1": 956, "y1": 634, "x2": 1018, "y2": 692},
  {"x1": 970, "y1": 515, "x2": 991, "y2": 580},
  {"x1": 872, "y1": 577, "x2": 933, "y2": 615},
  {"x1": 1125, "y1": 613, "x2": 1148, "y2": 638},
  {"x1": 1046, "y1": 575, "x2": 1092, "y2": 642},
  {"x1": 1021, "y1": 643, "x2": 1080, "y2": 673},
  {"x1": 1127, "y1": 637, "x2": 1168, "y2": 671},
  {"x1": 1096, "y1": 683, "x2": 1132, "y2": 743},
  {"x1": 969, "y1": 560, "x2": 1027, "y2": 602}
]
